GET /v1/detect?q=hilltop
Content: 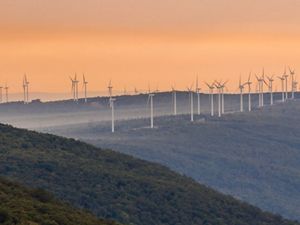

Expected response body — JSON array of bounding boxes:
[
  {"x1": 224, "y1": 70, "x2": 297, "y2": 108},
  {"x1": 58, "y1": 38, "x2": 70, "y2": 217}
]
[
  {"x1": 0, "y1": 124, "x2": 298, "y2": 225},
  {"x1": 0, "y1": 177, "x2": 119, "y2": 225}
]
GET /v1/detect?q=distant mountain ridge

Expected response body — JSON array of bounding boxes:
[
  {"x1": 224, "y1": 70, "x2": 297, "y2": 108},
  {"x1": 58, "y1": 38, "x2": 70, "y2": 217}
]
[{"x1": 0, "y1": 124, "x2": 298, "y2": 225}]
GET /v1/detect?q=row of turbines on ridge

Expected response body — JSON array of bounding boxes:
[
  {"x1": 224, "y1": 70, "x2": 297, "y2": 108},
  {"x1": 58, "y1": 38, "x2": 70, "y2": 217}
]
[
  {"x1": 2, "y1": 67, "x2": 298, "y2": 133},
  {"x1": 106, "y1": 67, "x2": 298, "y2": 132}
]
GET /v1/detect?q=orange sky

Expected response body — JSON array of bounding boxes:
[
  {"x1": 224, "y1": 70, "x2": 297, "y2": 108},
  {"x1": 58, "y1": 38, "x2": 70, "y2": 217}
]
[{"x1": 1, "y1": 0, "x2": 300, "y2": 95}]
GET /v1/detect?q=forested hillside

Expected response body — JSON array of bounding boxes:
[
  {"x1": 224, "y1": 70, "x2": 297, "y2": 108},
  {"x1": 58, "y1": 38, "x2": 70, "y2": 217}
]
[
  {"x1": 0, "y1": 124, "x2": 298, "y2": 225},
  {"x1": 0, "y1": 177, "x2": 119, "y2": 225}
]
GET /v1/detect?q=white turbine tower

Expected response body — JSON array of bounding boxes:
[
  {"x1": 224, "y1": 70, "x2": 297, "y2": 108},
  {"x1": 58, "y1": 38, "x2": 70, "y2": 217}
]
[
  {"x1": 245, "y1": 73, "x2": 252, "y2": 111},
  {"x1": 4, "y1": 84, "x2": 8, "y2": 103},
  {"x1": 83, "y1": 74, "x2": 88, "y2": 103},
  {"x1": 196, "y1": 76, "x2": 201, "y2": 115},
  {"x1": 187, "y1": 84, "x2": 194, "y2": 122},
  {"x1": 205, "y1": 82, "x2": 215, "y2": 116},
  {"x1": 289, "y1": 67, "x2": 295, "y2": 99},
  {"x1": 108, "y1": 80, "x2": 116, "y2": 133},
  {"x1": 283, "y1": 67, "x2": 289, "y2": 100},
  {"x1": 171, "y1": 86, "x2": 177, "y2": 116},
  {"x1": 217, "y1": 80, "x2": 228, "y2": 114},
  {"x1": 277, "y1": 75, "x2": 285, "y2": 102},
  {"x1": 255, "y1": 71, "x2": 265, "y2": 107},
  {"x1": 74, "y1": 74, "x2": 79, "y2": 102},
  {"x1": 23, "y1": 74, "x2": 29, "y2": 104},
  {"x1": 238, "y1": 76, "x2": 246, "y2": 112},
  {"x1": 214, "y1": 81, "x2": 222, "y2": 117},
  {"x1": 147, "y1": 89, "x2": 155, "y2": 129},
  {"x1": 70, "y1": 76, "x2": 76, "y2": 101},
  {"x1": 266, "y1": 76, "x2": 274, "y2": 105},
  {"x1": 261, "y1": 69, "x2": 265, "y2": 107}
]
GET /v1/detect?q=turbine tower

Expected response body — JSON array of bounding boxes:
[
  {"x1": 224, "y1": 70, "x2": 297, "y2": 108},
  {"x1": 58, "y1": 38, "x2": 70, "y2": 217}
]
[
  {"x1": 214, "y1": 81, "x2": 222, "y2": 117},
  {"x1": 266, "y1": 76, "x2": 274, "y2": 105},
  {"x1": 70, "y1": 76, "x2": 75, "y2": 101},
  {"x1": 108, "y1": 80, "x2": 116, "y2": 133},
  {"x1": 255, "y1": 71, "x2": 265, "y2": 107},
  {"x1": 205, "y1": 82, "x2": 215, "y2": 116},
  {"x1": 238, "y1": 76, "x2": 246, "y2": 112},
  {"x1": 245, "y1": 73, "x2": 252, "y2": 112},
  {"x1": 83, "y1": 74, "x2": 88, "y2": 103},
  {"x1": 187, "y1": 84, "x2": 194, "y2": 122},
  {"x1": 218, "y1": 80, "x2": 228, "y2": 114},
  {"x1": 171, "y1": 86, "x2": 177, "y2": 116},
  {"x1": 196, "y1": 76, "x2": 201, "y2": 115},
  {"x1": 4, "y1": 84, "x2": 8, "y2": 103},
  {"x1": 283, "y1": 67, "x2": 289, "y2": 100},
  {"x1": 74, "y1": 74, "x2": 79, "y2": 102},
  {"x1": 261, "y1": 69, "x2": 265, "y2": 107},
  {"x1": 277, "y1": 75, "x2": 285, "y2": 102},
  {"x1": 289, "y1": 67, "x2": 295, "y2": 99},
  {"x1": 147, "y1": 89, "x2": 155, "y2": 129},
  {"x1": 23, "y1": 74, "x2": 29, "y2": 104},
  {"x1": 70, "y1": 75, "x2": 79, "y2": 102}
]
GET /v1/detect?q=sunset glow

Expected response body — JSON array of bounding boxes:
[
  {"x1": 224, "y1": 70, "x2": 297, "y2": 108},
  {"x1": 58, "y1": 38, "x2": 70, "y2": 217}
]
[{"x1": 1, "y1": 0, "x2": 300, "y2": 95}]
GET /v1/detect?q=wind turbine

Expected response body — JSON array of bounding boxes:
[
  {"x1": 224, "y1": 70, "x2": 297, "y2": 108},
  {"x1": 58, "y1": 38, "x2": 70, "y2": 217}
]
[
  {"x1": 283, "y1": 67, "x2": 289, "y2": 100},
  {"x1": 261, "y1": 69, "x2": 265, "y2": 107},
  {"x1": 238, "y1": 76, "x2": 246, "y2": 112},
  {"x1": 187, "y1": 84, "x2": 194, "y2": 122},
  {"x1": 171, "y1": 86, "x2": 177, "y2": 116},
  {"x1": 108, "y1": 80, "x2": 113, "y2": 98},
  {"x1": 266, "y1": 75, "x2": 274, "y2": 105},
  {"x1": 108, "y1": 80, "x2": 116, "y2": 133},
  {"x1": 221, "y1": 81, "x2": 228, "y2": 114},
  {"x1": 4, "y1": 84, "x2": 8, "y2": 103},
  {"x1": 147, "y1": 89, "x2": 155, "y2": 129},
  {"x1": 70, "y1": 76, "x2": 75, "y2": 101},
  {"x1": 255, "y1": 70, "x2": 265, "y2": 107},
  {"x1": 289, "y1": 67, "x2": 295, "y2": 99},
  {"x1": 196, "y1": 76, "x2": 201, "y2": 115},
  {"x1": 214, "y1": 81, "x2": 222, "y2": 117},
  {"x1": 23, "y1": 75, "x2": 27, "y2": 104},
  {"x1": 82, "y1": 74, "x2": 88, "y2": 103},
  {"x1": 277, "y1": 74, "x2": 285, "y2": 102},
  {"x1": 74, "y1": 74, "x2": 79, "y2": 102},
  {"x1": 23, "y1": 74, "x2": 29, "y2": 104},
  {"x1": 245, "y1": 72, "x2": 252, "y2": 111},
  {"x1": 205, "y1": 82, "x2": 215, "y2": 116}
]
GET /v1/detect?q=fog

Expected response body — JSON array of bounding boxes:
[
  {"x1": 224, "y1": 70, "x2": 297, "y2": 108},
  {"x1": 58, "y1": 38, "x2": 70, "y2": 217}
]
[{"x1": 0, "y1": 91, "x2": 293, "y2": 129}]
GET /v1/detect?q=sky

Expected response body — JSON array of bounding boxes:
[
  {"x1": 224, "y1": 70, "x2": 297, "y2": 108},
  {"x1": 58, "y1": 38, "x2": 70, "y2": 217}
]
[{"x1": 1, "y1": 0, "x2": 300, "y2": 97}]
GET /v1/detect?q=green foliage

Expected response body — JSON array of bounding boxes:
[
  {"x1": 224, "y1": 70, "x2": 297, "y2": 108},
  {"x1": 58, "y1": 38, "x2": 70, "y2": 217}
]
[
  {"x1": 0, "y1": 177, "x2": 120, "y2": 225},
  {"x1": 0, "y1": 123, "x2": 298, "y2": 225}
]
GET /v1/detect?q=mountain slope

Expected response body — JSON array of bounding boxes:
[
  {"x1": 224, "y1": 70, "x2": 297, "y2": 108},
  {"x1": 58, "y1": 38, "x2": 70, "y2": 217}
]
[
  {"x1": 45, "y1": 100, "x2": 300, "y2": 221},
  {"x1": 0, "y1": 124, "x2": 298, "y2": 225},
  {"x1": 0, "y1": 177, "x2": 119, "y2": 225}
]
